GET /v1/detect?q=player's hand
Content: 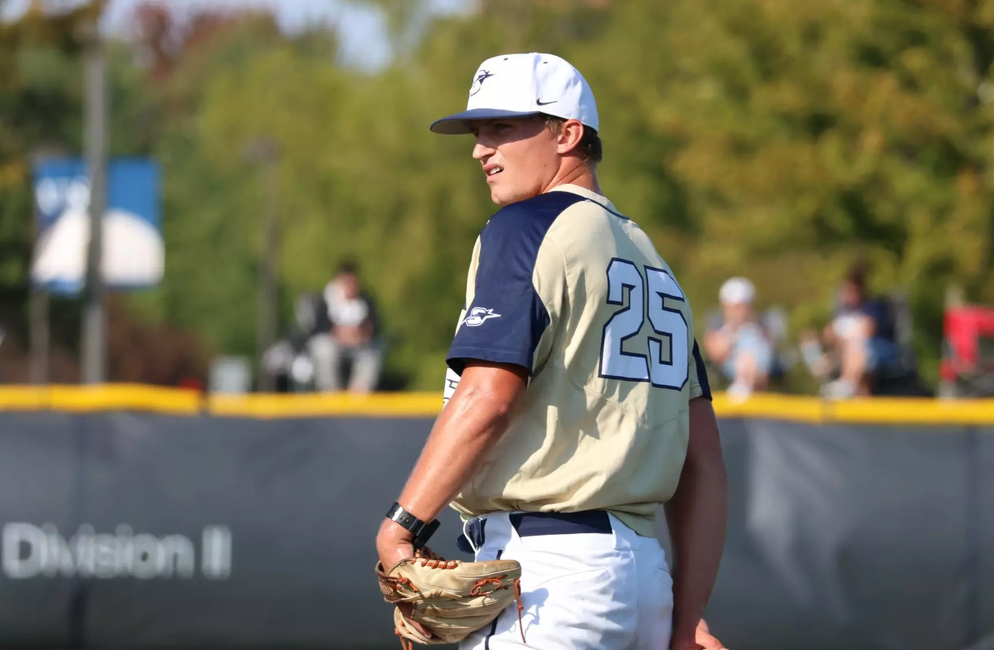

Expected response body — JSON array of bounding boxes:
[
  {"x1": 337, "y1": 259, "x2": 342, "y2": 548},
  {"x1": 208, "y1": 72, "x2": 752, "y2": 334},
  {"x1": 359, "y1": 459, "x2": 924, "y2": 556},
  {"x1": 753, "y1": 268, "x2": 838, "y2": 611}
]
[
  {"x1": 695, "y1": 619, "x2": 727, "y2": 649},
  {"x1": 376, "y1": 518, "x2": 415, "y2": 571},
  {"x1": 670, "y1": 618, "x2": 727, "y2": 650},
  {"x1": 376, "y1": 520, "x2": 433, "y2": 639}
]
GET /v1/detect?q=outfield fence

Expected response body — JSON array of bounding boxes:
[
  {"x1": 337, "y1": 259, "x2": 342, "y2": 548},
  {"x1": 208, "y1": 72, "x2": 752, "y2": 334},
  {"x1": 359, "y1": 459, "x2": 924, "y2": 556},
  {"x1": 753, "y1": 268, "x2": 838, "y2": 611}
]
[{"x1": 0, "y1": 387, "x2": 991, "y2": 650}]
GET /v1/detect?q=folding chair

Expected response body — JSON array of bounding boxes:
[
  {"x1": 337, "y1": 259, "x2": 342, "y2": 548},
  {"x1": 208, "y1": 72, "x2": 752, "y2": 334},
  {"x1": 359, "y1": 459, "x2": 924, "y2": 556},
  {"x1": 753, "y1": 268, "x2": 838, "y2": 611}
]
[{"x1": 939, "y1": 304, "x2": 994, "y2": 398}]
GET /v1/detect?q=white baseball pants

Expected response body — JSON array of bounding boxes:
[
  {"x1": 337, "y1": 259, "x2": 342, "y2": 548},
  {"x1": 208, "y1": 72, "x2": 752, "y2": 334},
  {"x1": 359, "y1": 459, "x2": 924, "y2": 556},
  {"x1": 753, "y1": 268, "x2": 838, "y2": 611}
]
[{"x1": 457, "y1": 511, "x2": 673, "y2": 650}]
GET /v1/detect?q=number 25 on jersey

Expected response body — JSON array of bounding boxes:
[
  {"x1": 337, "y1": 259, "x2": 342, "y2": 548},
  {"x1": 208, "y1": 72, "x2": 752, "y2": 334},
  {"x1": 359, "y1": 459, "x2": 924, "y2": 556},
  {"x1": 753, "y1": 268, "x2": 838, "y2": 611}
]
[{"x1": 599, "y1": 258, "x2": 689, "y2": 390}]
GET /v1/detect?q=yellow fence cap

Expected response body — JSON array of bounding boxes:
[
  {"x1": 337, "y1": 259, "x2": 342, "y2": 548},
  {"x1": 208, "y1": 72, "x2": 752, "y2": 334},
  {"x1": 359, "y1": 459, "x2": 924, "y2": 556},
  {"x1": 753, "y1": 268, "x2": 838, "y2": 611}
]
[
  {"x1": 0, "y1": 384, "x2": 202, "y2": 415},
  {"x1": 1, "y1": 386, "x2": 994, "y2": 424}
]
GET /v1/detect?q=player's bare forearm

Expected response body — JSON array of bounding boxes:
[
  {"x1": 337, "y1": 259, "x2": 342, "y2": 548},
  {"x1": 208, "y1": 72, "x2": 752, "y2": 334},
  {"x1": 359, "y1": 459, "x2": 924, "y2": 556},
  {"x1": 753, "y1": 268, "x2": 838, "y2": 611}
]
[
  {"x1": 398, "y1": 361, "x2": 526, "y2": 519},
  {"x1": 376, "y1": 361, "x2": 527, "y2": 565},
  {"x1": 665, "y1": 397, "x2": 728, "y2": 648}
]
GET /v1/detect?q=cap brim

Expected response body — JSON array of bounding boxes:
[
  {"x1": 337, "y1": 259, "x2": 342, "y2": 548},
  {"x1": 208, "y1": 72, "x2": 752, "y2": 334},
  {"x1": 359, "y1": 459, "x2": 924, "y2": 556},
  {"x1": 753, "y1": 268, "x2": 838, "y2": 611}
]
[{"x1": 429, "y1": 108, "x2": 542, "y2": 134}]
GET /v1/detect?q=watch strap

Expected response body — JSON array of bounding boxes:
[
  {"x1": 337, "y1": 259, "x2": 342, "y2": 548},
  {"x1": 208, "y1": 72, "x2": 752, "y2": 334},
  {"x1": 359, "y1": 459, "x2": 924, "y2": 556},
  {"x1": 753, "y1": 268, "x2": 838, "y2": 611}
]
[{"x1": 385, "y1": 502, "x2": 440, "y2": 550}]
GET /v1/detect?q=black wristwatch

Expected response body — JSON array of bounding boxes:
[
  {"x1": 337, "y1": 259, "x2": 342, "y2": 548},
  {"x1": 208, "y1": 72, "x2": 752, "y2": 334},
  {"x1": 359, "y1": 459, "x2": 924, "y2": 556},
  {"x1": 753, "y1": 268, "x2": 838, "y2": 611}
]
[{"x1": 385, "y1": 502, "x2": 440, "y2": 550}]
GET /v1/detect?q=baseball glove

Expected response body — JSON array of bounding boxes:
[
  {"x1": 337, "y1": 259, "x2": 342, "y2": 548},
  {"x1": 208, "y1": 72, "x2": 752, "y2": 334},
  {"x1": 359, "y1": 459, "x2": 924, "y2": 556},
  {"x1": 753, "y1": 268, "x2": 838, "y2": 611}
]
[{"x1": 376, "y1": 547, "x2": 524, "y2": 649}]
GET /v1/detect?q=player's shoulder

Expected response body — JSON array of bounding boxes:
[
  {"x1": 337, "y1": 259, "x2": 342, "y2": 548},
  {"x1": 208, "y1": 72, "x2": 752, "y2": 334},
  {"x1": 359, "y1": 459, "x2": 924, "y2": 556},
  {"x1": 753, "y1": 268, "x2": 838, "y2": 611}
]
[{"x1": 484, "y1": 191, "x2": 589, "y2": 237}]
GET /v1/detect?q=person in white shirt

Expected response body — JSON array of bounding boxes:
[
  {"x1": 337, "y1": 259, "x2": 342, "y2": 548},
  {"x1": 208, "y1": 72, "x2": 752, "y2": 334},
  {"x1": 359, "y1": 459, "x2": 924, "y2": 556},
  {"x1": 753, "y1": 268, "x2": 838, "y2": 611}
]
[
  {"x1": 703, "y1": 277, "x2": 774, "y2": 402},
  {"x1": 308, "y1": 260, "x2": 383, "y2": 393}
]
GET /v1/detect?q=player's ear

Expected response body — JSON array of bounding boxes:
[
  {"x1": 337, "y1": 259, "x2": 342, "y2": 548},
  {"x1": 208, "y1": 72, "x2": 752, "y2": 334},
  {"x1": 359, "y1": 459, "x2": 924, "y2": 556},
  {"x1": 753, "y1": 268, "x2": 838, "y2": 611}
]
[{"x1": 555, "y1": 119, "x2": 585, "y2": 156}]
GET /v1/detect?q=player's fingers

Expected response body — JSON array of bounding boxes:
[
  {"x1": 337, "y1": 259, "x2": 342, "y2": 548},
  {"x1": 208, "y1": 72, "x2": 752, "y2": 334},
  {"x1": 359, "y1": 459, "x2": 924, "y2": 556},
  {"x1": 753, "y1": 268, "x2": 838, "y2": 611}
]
[
  {"x1": 695, "y1": 622, "x2": 727, "y2": 650},
  {"x1": 697, "y1": 631, "x2": 727, "y2": 650}
]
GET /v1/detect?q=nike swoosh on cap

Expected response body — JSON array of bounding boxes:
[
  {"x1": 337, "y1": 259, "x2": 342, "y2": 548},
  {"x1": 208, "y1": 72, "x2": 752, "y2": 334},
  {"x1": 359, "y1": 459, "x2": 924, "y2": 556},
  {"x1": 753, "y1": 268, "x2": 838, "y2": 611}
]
[{"x1": 536, "y1": 99, "x2": 558, "y2": 106}]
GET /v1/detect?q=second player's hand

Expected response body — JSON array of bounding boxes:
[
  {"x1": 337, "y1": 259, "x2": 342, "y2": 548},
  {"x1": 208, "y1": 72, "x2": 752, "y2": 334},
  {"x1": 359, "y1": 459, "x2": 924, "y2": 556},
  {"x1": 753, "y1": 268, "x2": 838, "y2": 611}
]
[
  {"x1": 670, "y1": 619, "x2": 727, "y2": 650},
  {"x1": 695, "y1": 618, "x2": 727, "y2": 650}
]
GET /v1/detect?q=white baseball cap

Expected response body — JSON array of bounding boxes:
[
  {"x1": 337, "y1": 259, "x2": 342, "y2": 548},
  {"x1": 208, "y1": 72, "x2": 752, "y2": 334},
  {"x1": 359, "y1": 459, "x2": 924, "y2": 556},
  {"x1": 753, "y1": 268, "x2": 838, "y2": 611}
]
[
  {"x1": 719, "y1": 277, "x2": 756, "y2": 305},
  {"x1": 430, "y1": 53, "x2": 599, "y2": 135}
]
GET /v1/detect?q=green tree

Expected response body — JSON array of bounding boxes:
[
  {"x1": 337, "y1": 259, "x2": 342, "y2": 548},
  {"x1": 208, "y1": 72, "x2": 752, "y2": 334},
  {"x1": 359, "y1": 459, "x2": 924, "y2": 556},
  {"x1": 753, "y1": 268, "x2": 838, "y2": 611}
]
[
  {"x1": 579, "y1": 0, "x2": 994, "y2": 382},
  {"x1": 8, "y1": 0, "x2": 991, "y2": 390}
]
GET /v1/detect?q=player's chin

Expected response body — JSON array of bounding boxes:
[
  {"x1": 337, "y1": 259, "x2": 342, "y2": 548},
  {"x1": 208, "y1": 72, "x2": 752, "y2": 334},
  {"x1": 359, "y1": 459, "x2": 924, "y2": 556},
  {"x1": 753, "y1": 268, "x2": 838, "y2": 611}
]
[
  {"x1": 490, "y1": 184, "x2": 536, "y2": 207},
  {"x1": 490, "y1": 188, "x2": 512, "y2": 206}
]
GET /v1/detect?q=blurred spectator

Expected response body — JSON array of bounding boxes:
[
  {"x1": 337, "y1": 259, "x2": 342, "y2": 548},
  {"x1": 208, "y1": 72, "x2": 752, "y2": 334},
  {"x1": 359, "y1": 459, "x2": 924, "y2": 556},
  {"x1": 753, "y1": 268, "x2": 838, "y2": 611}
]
[
  {"x1": 308, "y1": 261, "x2": 383, "y2": 393},
  {"x1": 703, "y1": 277, "x2": 773, "y2": 402},
  {"x1": 801, "y1": 262, "x2": 900, "y2": 399},
  {"x1": 260, "y1": 292, "x2": 328, "y2": 392}
]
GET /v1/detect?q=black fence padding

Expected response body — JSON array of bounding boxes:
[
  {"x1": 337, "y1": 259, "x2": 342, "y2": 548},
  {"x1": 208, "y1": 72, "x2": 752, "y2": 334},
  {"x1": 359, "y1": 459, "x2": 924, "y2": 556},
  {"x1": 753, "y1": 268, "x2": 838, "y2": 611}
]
[
  {"x1": 0, "y1": 412, "x2": 989, "y2": 650},
  {"x1": 702, "y1": 419, "x2": 976, "y2": 650},
  {"x1": 0, "y1": 413, "x2": 78, "y2": 646},
  {"x1": 977, "y1": 428, "x2": 994, "y2": 648},
  {"x1": 74, "y1": 415, "x2": 464, "y2": 650}
]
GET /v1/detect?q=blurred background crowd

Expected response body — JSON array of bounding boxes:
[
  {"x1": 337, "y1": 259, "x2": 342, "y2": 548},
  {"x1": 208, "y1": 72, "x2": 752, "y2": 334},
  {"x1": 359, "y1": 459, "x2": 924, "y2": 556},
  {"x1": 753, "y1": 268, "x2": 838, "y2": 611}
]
[{"x1": 2, "y1": 0, "x2": 994, "y2": 400}]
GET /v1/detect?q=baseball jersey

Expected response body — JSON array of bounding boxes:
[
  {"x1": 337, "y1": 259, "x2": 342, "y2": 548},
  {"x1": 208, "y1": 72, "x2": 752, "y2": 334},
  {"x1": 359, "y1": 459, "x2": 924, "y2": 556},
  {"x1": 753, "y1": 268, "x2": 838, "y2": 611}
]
[{"x1": 443, "y1": 184, "x2": 711, "y2": 538}]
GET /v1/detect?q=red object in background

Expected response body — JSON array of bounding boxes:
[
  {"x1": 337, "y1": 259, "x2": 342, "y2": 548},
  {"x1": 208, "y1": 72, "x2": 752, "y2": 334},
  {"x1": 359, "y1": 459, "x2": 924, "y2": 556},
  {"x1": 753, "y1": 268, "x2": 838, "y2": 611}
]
[
  {"x1": 940, "y1": 305, "x2": 994, "y2": 394},
  {"x1": 177, "y1": 377, "x2": 205, "y2": 393}
]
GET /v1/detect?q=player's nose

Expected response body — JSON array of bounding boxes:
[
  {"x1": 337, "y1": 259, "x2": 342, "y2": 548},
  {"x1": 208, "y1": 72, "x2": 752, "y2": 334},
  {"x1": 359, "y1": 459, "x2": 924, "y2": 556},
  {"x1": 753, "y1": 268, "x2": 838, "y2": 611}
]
[{"x1": 472, "y1": 139, "x2": 495, "y2": 162}]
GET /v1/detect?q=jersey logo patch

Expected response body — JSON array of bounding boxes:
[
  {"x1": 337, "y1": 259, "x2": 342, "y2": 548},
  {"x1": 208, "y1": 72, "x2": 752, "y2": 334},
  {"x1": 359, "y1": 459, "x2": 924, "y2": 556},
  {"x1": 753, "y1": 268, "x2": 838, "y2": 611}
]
[{"x1": 463, "y1": 307, "x2": 501, "y2": 327}]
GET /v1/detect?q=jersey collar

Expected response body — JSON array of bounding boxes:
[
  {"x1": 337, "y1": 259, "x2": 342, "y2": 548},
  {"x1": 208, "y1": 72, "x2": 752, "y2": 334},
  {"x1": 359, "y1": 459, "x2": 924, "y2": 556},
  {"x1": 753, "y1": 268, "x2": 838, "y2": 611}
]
[{"x1": 548, "y1": 184, "x2": 618, "y2": 212}]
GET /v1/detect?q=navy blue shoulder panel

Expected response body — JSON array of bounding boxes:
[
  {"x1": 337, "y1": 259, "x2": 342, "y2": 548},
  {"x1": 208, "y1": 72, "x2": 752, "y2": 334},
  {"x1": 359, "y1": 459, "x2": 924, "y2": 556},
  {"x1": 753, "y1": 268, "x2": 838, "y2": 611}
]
[{"x1": 447, "y1": 191, "x2": 586, "y2": 375}]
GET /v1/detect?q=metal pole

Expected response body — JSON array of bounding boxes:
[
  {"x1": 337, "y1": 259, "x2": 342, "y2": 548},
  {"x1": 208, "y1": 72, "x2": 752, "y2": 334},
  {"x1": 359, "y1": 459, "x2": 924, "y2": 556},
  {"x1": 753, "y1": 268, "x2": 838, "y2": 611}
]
[
  {"x1": 257, "y1": 147, "x2": 279, "y2": 392},
  {"x1": 29, "y1": 153, "x2": 50, "y2": 385},
  {"x1": 243, "y1": 139, "x2": 280, "y2": 392},
  {"x1": 81, "y1": 33, "x2": 107, "y2": 384},
  {"x1": 29, "y1": 289, "x2": 49, "y2": 384}
]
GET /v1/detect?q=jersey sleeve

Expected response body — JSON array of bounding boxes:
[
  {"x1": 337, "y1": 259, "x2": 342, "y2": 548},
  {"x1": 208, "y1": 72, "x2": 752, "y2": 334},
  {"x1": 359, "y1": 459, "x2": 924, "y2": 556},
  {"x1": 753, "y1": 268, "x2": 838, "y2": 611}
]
[
  {"x1": 446, "y1": 203, "x2": 566, "y2": 376},
  {"x1": 688, "y1": 338, "x2": 712, "y2": 400}
]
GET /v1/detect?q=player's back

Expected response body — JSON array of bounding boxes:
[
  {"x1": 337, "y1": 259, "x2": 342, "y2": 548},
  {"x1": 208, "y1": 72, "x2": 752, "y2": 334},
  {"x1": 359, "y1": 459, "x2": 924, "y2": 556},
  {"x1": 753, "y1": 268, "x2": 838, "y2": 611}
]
[{"x1": 446, "y1": 184, "x2": 709, "y2": 537}]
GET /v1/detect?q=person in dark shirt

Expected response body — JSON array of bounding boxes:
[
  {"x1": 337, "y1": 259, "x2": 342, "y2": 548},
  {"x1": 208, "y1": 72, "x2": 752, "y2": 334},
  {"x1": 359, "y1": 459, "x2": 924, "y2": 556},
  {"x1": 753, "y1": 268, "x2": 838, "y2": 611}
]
[{"x1": 803, "y1": 262, "x2": 898, "y2": 398}]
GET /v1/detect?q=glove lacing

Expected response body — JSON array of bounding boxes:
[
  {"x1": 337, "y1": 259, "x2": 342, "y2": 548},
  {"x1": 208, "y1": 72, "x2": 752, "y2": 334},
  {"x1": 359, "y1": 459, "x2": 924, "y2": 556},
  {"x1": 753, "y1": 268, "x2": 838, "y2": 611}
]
[{"x1": 391, "y1": 566, "x2": 526, "y2": 647}]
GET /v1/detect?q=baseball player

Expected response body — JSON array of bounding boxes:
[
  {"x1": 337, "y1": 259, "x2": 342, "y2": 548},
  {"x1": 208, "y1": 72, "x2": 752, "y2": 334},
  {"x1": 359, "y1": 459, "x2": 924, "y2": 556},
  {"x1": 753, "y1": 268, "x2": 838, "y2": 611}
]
[{"x1": 377, "y1": 53, "x2": 728, "y2": 650}]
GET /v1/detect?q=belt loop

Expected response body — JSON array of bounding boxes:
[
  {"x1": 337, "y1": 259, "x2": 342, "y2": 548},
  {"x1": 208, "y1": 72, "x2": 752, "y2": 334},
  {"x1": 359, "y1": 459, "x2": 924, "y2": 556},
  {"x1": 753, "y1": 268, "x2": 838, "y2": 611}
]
[
  {"x1": 460, "y1": 518, "x2": 480, "y2": 555},
  {"x1": 607, "y1": 512, "x2": 637, "y2": 551},
  {"x1": 607, "y1": 512, "x2": 622, "y2": 550},
  {"x1": 473, "y1": 517, "x2": 487, "y2": 548}
]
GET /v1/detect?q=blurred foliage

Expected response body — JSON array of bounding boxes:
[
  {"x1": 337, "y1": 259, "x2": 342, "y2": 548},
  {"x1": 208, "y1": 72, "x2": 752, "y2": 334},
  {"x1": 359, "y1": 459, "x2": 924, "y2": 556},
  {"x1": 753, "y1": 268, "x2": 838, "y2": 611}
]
[
  {"x1": 0, "y1": 0, "x2": 96, "y2": 286},
  {"x1": 3, "y1": 0, "x2": 994, "y2": 389}
]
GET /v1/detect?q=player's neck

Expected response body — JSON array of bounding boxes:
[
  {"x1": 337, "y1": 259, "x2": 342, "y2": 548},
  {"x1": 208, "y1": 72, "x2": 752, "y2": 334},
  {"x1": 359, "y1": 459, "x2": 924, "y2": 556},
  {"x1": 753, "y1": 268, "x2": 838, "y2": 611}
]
[{"x1": 544, "y1": 163, "x2": 603, "y2": 197}]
